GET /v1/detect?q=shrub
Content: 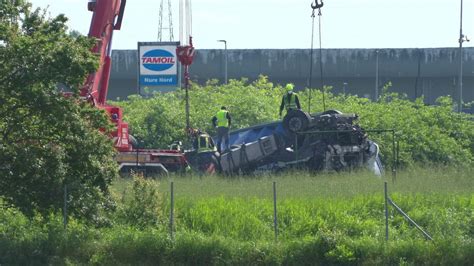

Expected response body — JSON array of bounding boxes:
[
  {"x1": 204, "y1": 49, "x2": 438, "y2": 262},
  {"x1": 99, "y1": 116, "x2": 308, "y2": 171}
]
[
  {"x1": 112, "y1": 77, "x2": 474, "y2": 167},
  {"x1": 114, "y1": 174, "x2": 162, "y2": 228}
]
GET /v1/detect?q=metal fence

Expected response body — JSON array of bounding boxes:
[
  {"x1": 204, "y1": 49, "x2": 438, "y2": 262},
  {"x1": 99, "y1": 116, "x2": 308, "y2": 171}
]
[
  {"x1": 163, "y1": 180, "x2": 433, "y2": 242},
  {"x1": 384, "y1": 181, "x2": 433, "y2": 241}
]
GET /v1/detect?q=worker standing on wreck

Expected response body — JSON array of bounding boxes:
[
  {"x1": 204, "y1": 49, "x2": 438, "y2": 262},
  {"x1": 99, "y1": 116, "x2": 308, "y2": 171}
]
[
  {"x1": 212, "y1": 106, "x2": 232, "y2": 153},
  {"x1": 279, "y1": 83, "x2": 301, "y2": 118}
]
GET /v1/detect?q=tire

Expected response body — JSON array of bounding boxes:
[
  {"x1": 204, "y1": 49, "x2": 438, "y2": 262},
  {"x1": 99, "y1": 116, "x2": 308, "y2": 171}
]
[{"x1": 283, "y1": 109, "x2": 311, "y2": 133}]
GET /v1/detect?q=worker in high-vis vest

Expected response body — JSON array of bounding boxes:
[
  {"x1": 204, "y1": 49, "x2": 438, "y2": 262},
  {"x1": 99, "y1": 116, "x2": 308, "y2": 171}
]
[
  {"x1": 194, "y1": 131, "x2": 216, "y2": 153},
  {"x1": 212, "y1": 106, "x2": 232, "y2": 153},
  {"x1": 279, "y1": 83, "x2": 301, "y2": 118}
]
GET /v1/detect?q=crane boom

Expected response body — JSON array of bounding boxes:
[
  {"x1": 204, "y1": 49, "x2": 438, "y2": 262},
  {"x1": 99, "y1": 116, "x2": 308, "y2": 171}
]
[
  {"x1": 80, "y1": 0, "x2": 189, "y2": 173},
  {"x1": 80, "y1": 0, "x2": 131, "y2": 152},
  {"x1": 82, "y1": 0, "x2": 126, "y2": 105}
]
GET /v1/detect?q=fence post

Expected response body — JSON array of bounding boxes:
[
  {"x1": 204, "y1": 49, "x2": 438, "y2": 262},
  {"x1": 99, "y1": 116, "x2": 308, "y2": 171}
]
[
  {"x1": 396, "y1": 141, "x2": 400, "y2": 172},
  {"x1": 170, "y1": 181, "x2": 174, "y2": 239},
  {"x1": 384, "y1": 181, "x2": 389, "y2": 241},
  {"x1": 392, "y1": 130, "x2": 396, "y2": 183},
  {"x1": 273, "y1": 181, "x2": 278, "y2": 241},
  {"x1": 63, "y1": 184, "x2": 68, "y2": 230}
]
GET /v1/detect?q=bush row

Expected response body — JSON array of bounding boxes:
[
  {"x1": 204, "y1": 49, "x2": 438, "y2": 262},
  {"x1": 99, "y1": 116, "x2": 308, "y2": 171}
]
[{"x1": 113, "y1": 77, "x2": 474, "y2": 167}]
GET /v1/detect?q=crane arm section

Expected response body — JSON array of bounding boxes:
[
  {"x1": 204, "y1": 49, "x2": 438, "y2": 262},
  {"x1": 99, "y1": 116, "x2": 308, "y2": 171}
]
[
  {"x1": 80, "y1": 0, "x2": 131, "y2": 152},
  {"x1": 81, "y1": 0, "x2": 126, "y2": 106}
]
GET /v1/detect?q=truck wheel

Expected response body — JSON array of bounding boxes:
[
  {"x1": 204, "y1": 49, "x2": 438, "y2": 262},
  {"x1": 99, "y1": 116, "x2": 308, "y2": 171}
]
[{"x1": 283, "y1": 110, "x2": 311, "y2": 133}]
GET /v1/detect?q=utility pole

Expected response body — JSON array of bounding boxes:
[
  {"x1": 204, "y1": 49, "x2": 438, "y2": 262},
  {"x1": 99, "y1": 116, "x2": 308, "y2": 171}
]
[
  {"x1": 217, "y1": 40, "x2": 228, "y2": 84},
  {"x1": 414, "y1": 49, "x2": 422, "y2": 99},
  {"x1": 457, "y1": 0, "x2": 470, "y2": 112},
  {"x1": 375, "y1": 50, "x2": 379, "y2": 101}
]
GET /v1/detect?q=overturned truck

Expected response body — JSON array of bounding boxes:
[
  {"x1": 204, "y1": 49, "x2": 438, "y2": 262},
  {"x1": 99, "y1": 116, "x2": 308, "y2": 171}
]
[{"x1": 187, "y1": 110, "x2": 383, "y2": 175}]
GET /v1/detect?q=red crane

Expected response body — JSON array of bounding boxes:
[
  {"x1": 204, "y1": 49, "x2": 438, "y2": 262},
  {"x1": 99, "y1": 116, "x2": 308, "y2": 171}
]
[
  {"x1": 83, "y1": 0, "x2": 129, "y2": 151},
  {"x1": 84, "y1": 0, "x2": 188, "y2": 174}
]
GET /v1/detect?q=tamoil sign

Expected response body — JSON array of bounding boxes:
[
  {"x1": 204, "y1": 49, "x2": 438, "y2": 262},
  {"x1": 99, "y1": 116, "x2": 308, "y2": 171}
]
[{"x1": 138, "y1": 42, "x2": 179, "y2": 87}]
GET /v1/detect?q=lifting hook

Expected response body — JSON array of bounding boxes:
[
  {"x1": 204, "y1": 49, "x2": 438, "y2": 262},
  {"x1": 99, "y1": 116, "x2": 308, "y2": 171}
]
[{"x1": 311, "y1": 0, "x2": 324, "y2": 10}]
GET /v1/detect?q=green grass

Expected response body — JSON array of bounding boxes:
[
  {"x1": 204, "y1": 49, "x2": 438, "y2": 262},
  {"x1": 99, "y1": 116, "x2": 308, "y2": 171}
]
[
  {"x1": 112, "y1": 166, "x2": 474, "y2": 200},
  {"x1": 105, "y1": 168, "x2": 473, "y2": 264},
  {"x1": 110, "y1": 166, "x2": 473, "y2": 244},
  {"x1": 1, "y1": 167, "x2": 471, "y2": 265}
]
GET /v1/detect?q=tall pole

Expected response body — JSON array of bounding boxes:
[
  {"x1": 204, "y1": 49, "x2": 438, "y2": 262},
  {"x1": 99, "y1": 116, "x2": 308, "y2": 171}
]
[
  {"x1": 375, "y1": 50, "x2": 379, "y2": 101},
  {"x1": 185, "y1": 65, "x2": 190, "y2": 129},
  {"x1": 458, "y1": 0, "x2": 465, "y2": 113},
  {"x1": 218, "y1": 40, "x2": 228, "y2": 84},
  {"x1": 224, "y1": 41, "x2": 228, "y2": 84},
  {"x1": 415, "y1": 49, "x2": 422, "y2": 99}
]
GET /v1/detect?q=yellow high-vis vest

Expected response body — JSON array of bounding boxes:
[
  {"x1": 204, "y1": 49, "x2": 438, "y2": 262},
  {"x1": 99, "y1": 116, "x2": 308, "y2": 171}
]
[
  {"x1": 216, "y1": 110, "x2": 229, "y2": 127},
  {"x1": 284, "y1": 93, "x2": 297, "y2": 110}
]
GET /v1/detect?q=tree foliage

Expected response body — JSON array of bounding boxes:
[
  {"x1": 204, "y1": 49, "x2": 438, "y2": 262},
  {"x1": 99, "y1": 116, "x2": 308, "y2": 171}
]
[
  {"x1": 113, "y1": 76, "x2": 474, "y2": 167},
  {"x1": 0, "y1": 0, "x2": 118, "y2": 220},
  {"x1": 113, "y1": 77, "x2": 282, "y2": 149}
]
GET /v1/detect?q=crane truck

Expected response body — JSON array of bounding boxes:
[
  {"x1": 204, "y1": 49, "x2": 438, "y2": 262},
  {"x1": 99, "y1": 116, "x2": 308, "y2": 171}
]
[{"x1": 83, "y1": 0, "x2": 189, "y2": 174}]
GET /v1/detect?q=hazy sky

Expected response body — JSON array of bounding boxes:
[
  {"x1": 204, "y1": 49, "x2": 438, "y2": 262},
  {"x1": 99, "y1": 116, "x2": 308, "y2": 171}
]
[{"x1": 29, "y1": 0, "x2": 474, "y2": 50}]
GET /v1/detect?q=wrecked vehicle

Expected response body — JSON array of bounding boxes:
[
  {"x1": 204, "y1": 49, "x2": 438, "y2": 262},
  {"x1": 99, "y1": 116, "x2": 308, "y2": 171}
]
[{"x1": 187, "y1": 109, "x2": 383, "y2": 175}]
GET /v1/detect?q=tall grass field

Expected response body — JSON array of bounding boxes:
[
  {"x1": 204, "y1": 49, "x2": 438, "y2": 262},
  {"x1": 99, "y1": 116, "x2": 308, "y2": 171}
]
[{"x1": 1, "y1": 167, "x2": 472, "y2": 265}]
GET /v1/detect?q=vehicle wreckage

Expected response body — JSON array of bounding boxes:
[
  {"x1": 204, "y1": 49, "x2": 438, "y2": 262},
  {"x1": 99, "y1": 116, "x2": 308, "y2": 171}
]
[{"x1": 185, "y1": 109, "x2": 383, "y2": 175}]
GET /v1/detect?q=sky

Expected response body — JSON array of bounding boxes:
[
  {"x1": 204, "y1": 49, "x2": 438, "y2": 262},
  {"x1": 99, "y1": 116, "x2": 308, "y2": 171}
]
[{"x1": 29, "y1": 0, "x2": 474, "y2": 50}]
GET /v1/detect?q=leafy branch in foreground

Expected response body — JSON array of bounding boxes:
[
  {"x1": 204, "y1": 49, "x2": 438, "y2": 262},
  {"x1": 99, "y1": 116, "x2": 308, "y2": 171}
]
[{"x1": 0, "y1": 1, "x2": 118, "y2": 221}]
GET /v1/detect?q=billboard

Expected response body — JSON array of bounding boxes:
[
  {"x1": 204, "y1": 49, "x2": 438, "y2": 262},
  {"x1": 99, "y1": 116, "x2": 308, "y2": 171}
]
[{"x1": 137, "y1": 42, "x2": 180, "y2": 93}]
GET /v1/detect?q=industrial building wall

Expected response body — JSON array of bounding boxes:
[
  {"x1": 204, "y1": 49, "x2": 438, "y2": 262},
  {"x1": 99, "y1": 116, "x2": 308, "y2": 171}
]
[{"x1": 109, "y1": 48, "x2": 474, "y2": 105}]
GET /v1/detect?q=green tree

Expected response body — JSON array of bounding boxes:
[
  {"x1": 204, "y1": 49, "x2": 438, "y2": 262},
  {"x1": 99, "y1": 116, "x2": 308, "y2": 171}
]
[
  {"x1": 114, "y1": 77, "x2": 473, "y2": 168},
  {"x1": 0, "y1": 0, "x2": 118, "y2": 221}
]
